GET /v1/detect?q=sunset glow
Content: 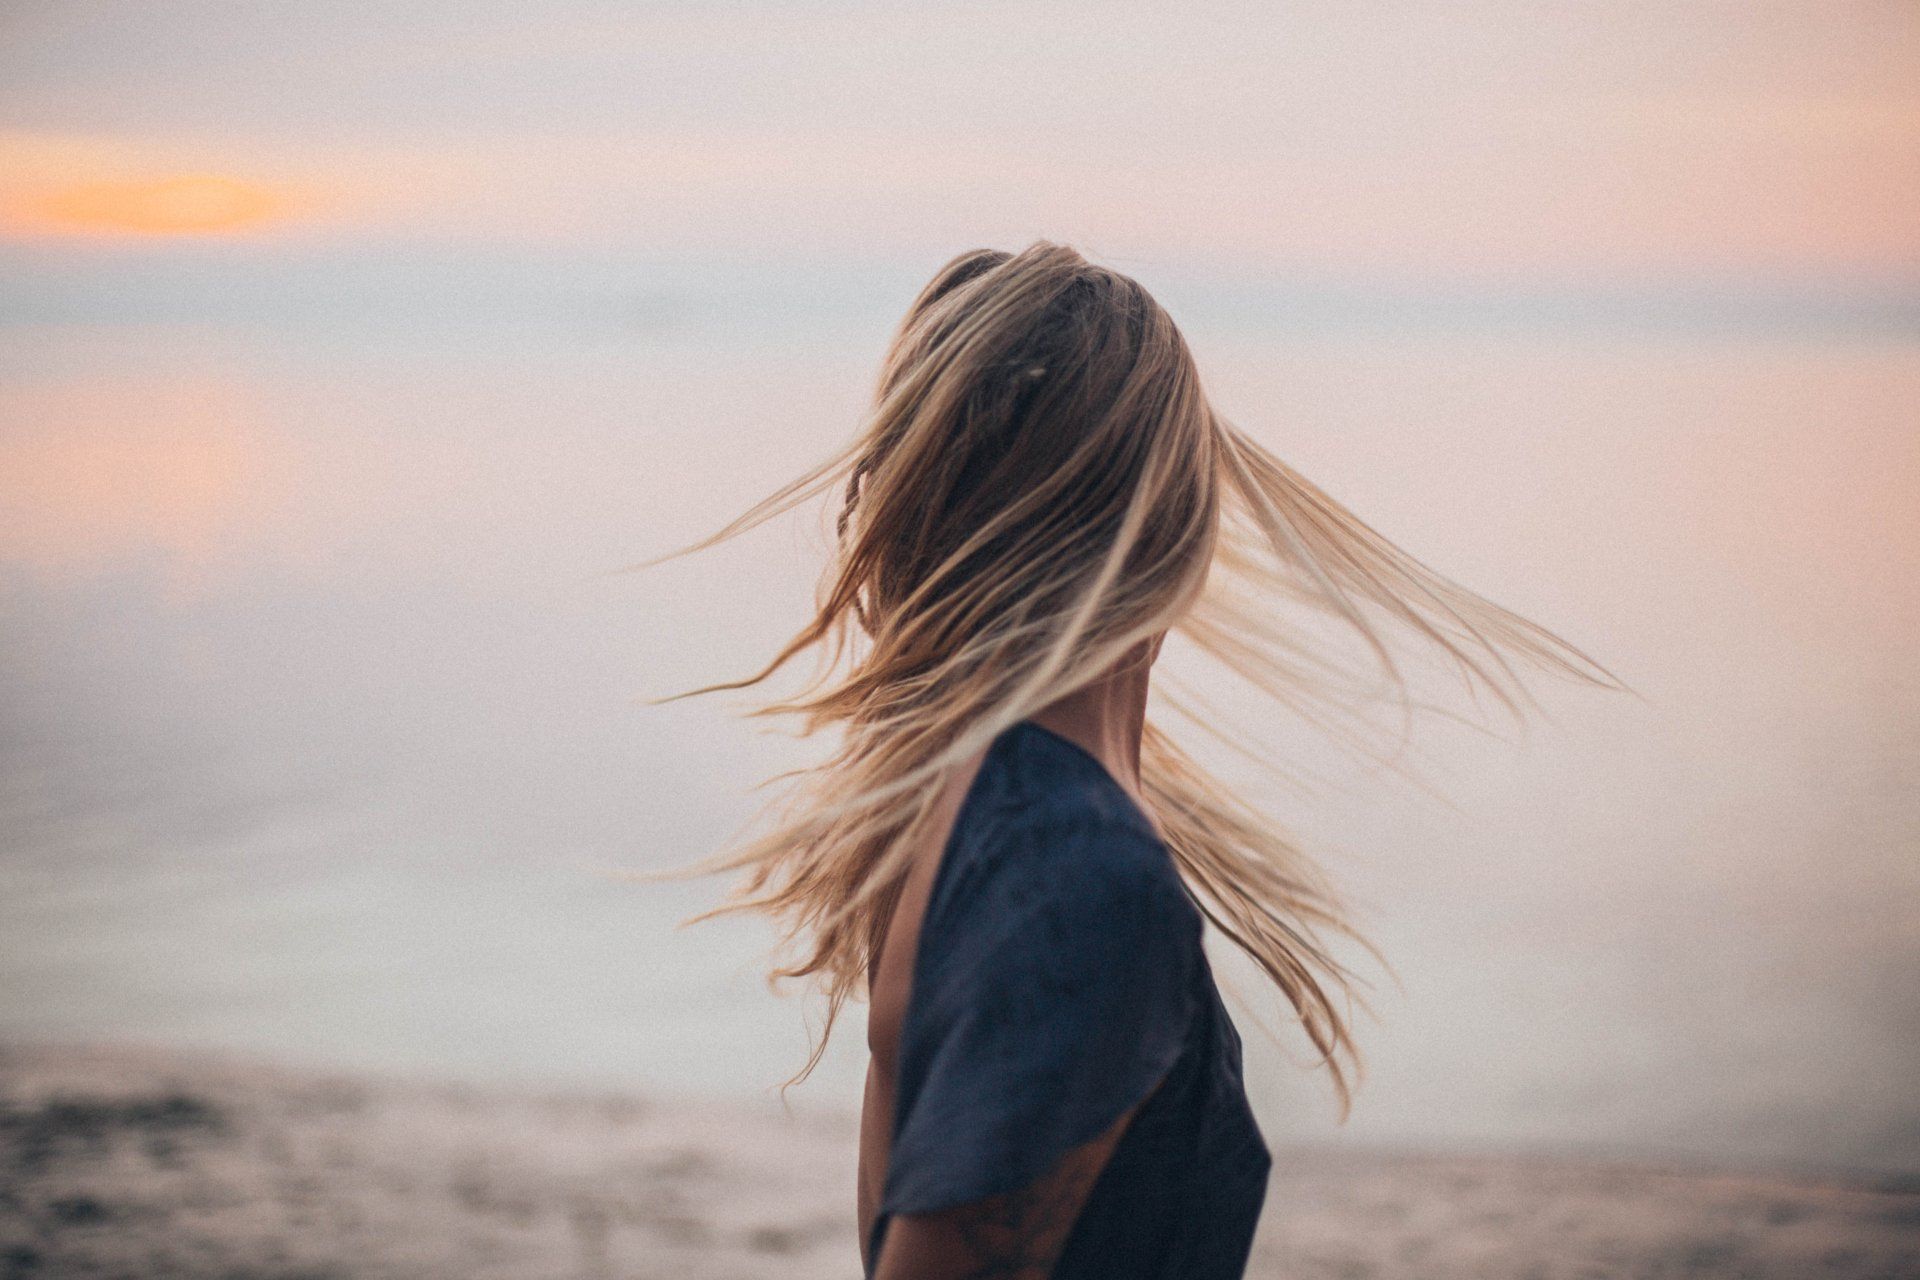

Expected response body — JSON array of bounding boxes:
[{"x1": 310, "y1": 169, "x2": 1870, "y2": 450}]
[
  {"x1": 28, "y1": 174, "x2": 293, "y2": 236},
  {"x1": 0, "y1": 378, "x2": 271, "y2": 576}
]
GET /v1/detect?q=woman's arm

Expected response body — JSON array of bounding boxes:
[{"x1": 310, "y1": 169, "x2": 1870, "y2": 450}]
[{"x1": 872, "y1": 1099, "x2": 1139, "y2": 1280}]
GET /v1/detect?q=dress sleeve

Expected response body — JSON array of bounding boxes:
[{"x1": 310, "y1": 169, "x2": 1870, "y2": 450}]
[{"x1": 880, "y1": 811, "x2": 1202, "y2": 1216}]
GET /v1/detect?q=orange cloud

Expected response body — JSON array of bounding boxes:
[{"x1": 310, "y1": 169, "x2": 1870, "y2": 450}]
[{"x1": 23, "y1": 173, "x2": 295, "y2": 237}]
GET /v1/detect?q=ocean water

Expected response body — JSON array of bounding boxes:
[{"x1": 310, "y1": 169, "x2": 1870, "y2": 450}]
[{"x1": 1, "y1": 257, "x2": 1915, "y2": 1177}]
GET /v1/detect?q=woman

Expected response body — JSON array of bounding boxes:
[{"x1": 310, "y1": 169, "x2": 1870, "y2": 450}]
[{"x1": 644, "y1": 243, "x2": 1617, "y2": 1278}]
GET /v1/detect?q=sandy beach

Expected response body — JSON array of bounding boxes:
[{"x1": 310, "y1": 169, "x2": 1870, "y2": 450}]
[{"x1": 1, "y1": 1042, "x2": 1912, "y2": 1280}]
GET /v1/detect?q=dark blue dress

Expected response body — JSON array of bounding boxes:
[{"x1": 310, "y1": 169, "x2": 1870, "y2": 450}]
[{"x1": 867, "y1": 719, "x2": 1272, "y2": 1279}]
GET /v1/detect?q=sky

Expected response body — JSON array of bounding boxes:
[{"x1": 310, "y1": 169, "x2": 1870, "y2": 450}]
[
  {"x1": 1, "y1": 1, "x2": 1916, "y2": 1175},
  {"x1": 2, "y1": 1, "x2": 1916, "y2": 273}
]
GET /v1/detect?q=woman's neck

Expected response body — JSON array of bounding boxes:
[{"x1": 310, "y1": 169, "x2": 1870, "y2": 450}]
[{"x1": 1025, "y1": 635, "x2": 1159, "y2": 805}]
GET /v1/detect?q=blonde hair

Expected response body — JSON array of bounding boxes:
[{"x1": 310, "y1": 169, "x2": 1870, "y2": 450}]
[{"x1": 636, "y1": 242, "x2": 1620, "y2": 1112}]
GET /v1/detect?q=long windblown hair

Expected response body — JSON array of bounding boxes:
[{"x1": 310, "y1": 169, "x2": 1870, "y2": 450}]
[{"x1": 637, "y1": 241, "x2": 1620, "y2": 1113}]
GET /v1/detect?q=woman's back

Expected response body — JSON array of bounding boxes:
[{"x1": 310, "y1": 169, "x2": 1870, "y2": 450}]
[{"x1": 860, "y1": 719, "x2": 1272, "y2": 1279}]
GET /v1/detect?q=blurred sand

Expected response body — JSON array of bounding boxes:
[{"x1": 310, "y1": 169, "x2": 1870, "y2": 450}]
[{"x1": 1, "y1": 1043, "x2": 1913, "y2": 1280}]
